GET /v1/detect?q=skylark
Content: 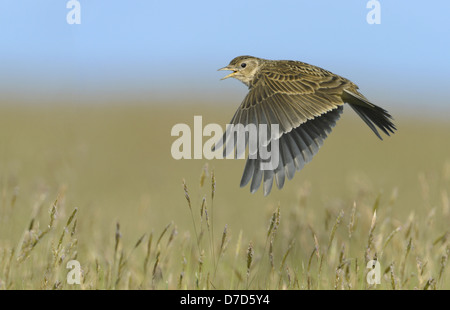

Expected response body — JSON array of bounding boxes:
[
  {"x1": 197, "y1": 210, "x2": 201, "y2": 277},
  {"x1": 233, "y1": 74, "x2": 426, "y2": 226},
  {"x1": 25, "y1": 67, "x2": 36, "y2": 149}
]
[{"x1": 217, "y1": 56, "x2": 396, "y2": 196}]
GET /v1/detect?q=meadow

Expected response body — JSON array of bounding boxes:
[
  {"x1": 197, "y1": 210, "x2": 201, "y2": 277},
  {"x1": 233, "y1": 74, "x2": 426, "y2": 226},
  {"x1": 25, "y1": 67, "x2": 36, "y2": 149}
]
[{"x1": 0, "y1": 102, "x2": 449, "y2": 289}]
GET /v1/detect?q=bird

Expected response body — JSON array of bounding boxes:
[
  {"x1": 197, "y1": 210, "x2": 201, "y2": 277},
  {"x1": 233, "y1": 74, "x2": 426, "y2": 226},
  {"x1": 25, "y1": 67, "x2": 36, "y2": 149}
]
[{"x1": 216, "y1": 55, "x2": 396, "y2": 196}]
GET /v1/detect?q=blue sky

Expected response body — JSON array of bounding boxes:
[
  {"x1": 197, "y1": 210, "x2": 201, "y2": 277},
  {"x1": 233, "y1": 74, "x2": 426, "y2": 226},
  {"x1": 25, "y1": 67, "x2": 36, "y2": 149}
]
[{"x1": 0, "y1": 1, "x2": 449, "y2": 112}]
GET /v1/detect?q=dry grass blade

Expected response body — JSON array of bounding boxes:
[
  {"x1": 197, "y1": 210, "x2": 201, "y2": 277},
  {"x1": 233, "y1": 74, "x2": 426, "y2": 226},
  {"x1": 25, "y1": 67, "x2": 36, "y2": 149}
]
[
  {"x1": 328, "y1": 210, "x2": 344, "y2": 251},
  {"x1": 438, "y1": 246, "x2": 449, "y2": 283},
  {"x1": 152, "y1": 250, "x2": 162, "y2": 286},
  {"x1": 183, "y1": 179, "x2": 199, "y2": 250},
  {"x1": 348, "y1": 202, "x2": 357, "y2": 239},
  {"x1": 365, "y1": 210, "x2": 377, "y2": 263},
  {"x1": 277, "y1": 239, "x2": 295, "y2": 289},
  {"x1": 214, "y1": 224, "x2": 229, "y2": 279},
  {"x1": 200, "y1": 163, "x2": 209, "y2": 188},
  {"x1": 390, "y1": 263, "x2": 397, "y2": 290},
  {"x1": 219, "y1": 224, "x2": 228, "y2": 254},
  {"x1": 423, "y1": 277, "x2": 436, "y2": 290},
  {"x1": 143, "y1": 231, "x2": 153, "y2": 277},
  {"x1": 178, "y1": 256, "x2": 187, "y2": 289},
  {"x1": 433, "y1": 231, "x2": 449, "y2": 246},
  {"x1": 156, "y1": 222, "x2": 172, "y2": 246},
  {"x1": 400, "y1": 237, "x2": 412, "y2": 283},
  {"x1": 210, "y1": 170, "x2": 216, "y2": 268},
  {"x1": 382, "y1": 227, "x2": 401, "y2": 254},
  {"x1": 195, "y1": 250, "x2": 204, "y2": 289},
  {"x1": 246, "y1": 241, "x2": 254, "y2": 288}
]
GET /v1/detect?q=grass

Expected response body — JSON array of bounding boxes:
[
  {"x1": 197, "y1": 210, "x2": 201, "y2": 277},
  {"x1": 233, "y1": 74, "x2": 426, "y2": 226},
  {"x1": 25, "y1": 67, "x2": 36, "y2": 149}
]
[{"x1": 0, "y1": 102, "x2": 449, "y2": 289}]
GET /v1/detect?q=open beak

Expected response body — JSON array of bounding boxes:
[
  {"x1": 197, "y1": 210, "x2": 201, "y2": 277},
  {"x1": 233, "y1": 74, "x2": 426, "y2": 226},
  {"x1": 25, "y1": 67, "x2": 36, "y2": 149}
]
[{"x1": 218, "y1": 66, "x2": 237, "y2": 80}]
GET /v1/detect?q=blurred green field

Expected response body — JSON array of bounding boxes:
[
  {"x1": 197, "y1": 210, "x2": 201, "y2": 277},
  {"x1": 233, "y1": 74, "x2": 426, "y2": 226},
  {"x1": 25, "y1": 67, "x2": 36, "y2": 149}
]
[{"x1": 0, "y1": 102, "x2": 449, "y2": 289}]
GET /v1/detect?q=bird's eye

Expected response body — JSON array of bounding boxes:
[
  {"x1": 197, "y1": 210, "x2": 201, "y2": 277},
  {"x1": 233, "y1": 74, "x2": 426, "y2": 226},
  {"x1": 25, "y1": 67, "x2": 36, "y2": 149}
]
[{"x1": 240, "y1": 63, "x2": 247, "y2": 68}]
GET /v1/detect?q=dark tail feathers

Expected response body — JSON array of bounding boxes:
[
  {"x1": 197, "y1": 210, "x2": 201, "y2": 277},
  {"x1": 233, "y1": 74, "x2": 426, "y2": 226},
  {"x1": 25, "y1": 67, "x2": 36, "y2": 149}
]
[{"x1": 342, "y1": 89, "x2": 396, "y2": 140}]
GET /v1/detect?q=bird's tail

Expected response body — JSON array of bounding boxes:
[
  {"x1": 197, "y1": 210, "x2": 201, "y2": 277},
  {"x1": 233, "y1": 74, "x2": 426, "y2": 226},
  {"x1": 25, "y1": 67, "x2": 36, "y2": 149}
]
[{"x1": 342, "y1": 89, "x2": 396, "y2": 140}]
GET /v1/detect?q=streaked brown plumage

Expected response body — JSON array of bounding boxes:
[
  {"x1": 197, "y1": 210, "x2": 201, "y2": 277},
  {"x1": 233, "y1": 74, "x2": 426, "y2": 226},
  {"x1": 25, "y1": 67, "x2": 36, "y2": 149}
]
[{"x1": 217, "y1": 56, "x2": 396, "y2": 196}]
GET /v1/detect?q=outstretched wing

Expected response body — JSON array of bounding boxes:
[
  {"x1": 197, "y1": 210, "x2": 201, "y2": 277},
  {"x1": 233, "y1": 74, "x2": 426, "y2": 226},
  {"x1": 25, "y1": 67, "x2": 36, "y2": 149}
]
[{"x1": 241, "y1": 106, "x2": 343, "y2": 195}]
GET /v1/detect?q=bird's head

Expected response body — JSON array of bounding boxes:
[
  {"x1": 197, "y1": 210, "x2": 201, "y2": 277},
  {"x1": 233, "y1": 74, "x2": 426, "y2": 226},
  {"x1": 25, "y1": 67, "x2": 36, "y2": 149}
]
[{"x1": 218, "y1": 56, "x2": 264, "y2": 86}]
